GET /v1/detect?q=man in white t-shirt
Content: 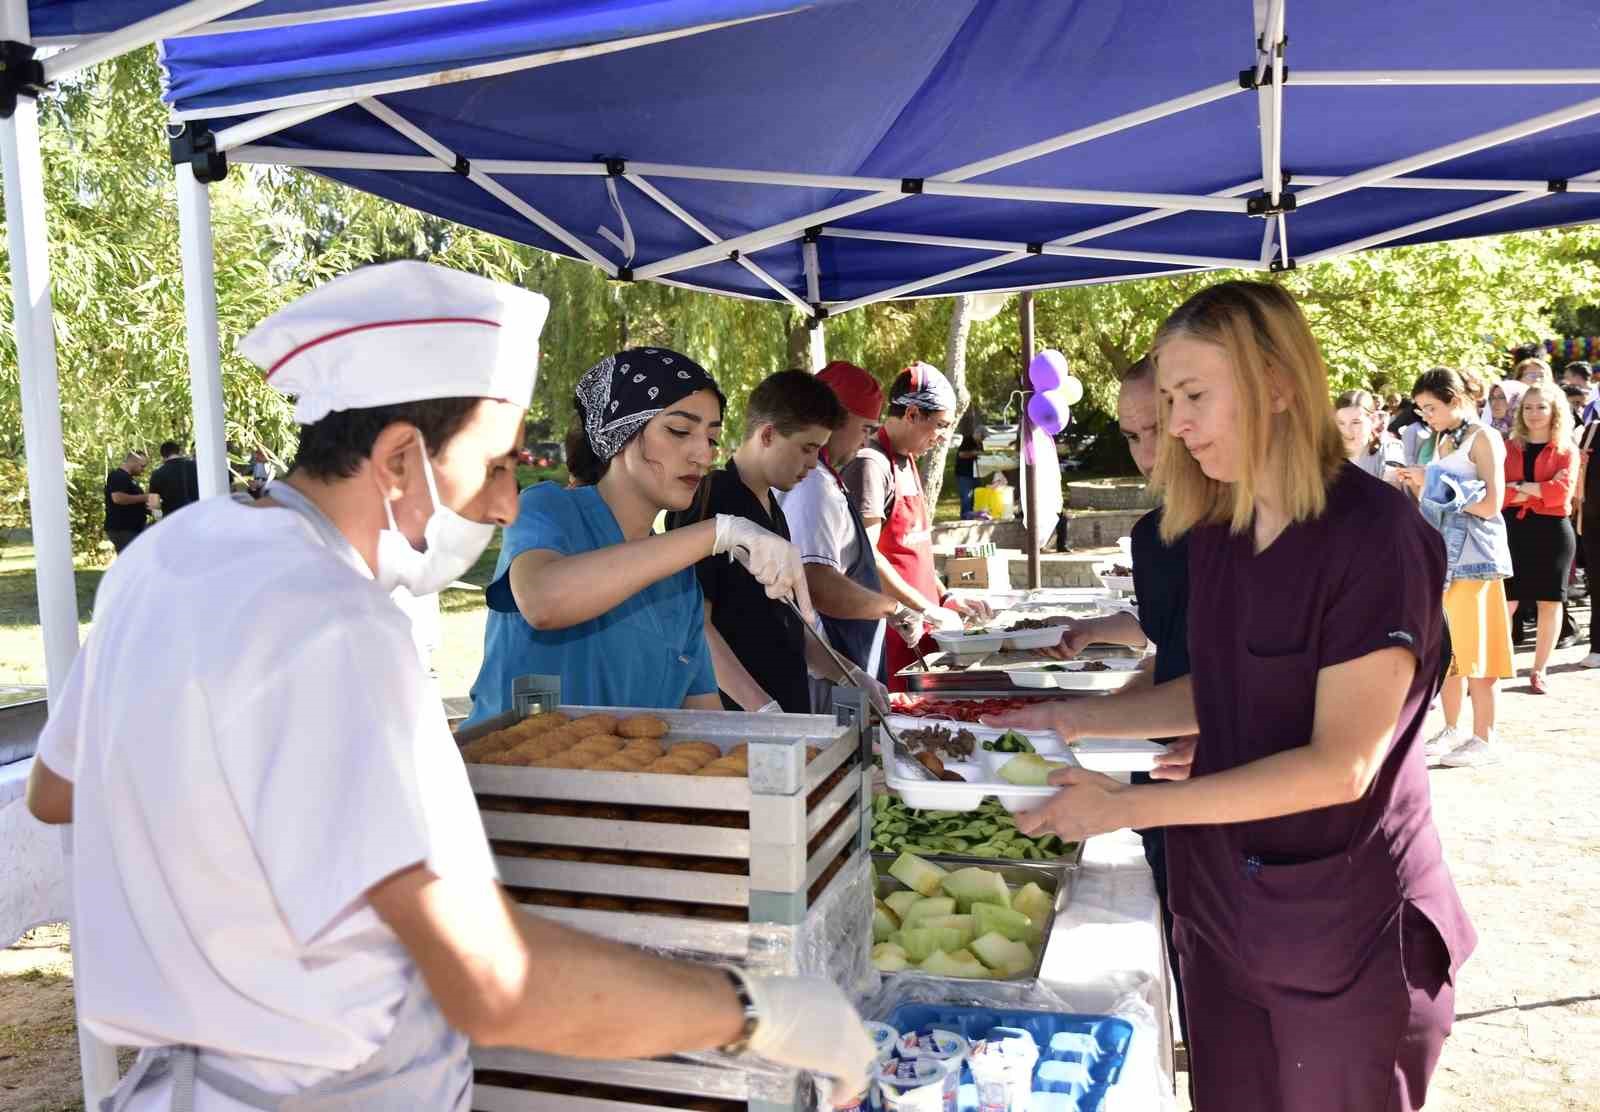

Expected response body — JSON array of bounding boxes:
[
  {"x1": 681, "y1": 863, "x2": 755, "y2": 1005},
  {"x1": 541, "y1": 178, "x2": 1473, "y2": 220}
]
[
  {"x1": 780, "y1": 362, "x2": 925, "y2": 710},
  {"x1": 25, "y1": 263, "x2": 872, "y2": 1111}
]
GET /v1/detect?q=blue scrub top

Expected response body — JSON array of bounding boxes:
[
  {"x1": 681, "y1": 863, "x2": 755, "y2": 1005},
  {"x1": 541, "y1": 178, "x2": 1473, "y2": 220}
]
[{"x1": 465, "y1": 483, "x2": 717, "y2": 725}]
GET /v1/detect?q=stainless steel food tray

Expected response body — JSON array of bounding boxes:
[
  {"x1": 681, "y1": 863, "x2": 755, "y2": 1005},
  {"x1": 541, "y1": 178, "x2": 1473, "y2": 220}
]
[
  {"x1": 474, "y1": 1049, "x2": 804, "y2": 1112},
  {"x1": 871, "y1": 851, "x2": 1075, "y2": 982}
]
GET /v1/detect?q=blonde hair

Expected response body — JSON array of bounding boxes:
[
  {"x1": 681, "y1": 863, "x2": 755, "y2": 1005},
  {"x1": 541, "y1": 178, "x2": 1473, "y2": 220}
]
[
  {"x1": 1152, "y1": 281, "x2": 1346, "y2": 542},
  {"x1": 1512, "y1": 381, "x2": 1574, "y2": 445},
  {"x1": 1514, "y1": 357, "x2": 1553, "y2": 385}
]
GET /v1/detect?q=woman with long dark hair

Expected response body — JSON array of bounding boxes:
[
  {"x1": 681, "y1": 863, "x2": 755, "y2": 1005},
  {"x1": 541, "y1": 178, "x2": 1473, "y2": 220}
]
[{"x1": 466, "y1": 348, "x2": 811, "y2": 721}]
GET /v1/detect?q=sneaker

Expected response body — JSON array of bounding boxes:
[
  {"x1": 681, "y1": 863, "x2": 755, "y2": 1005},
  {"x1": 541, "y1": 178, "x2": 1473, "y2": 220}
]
[
  {"x1": 1581, "y1": 652, "x2": 1600, "y2": 669},
  {"x1": 1440, "y1": 733, "x2": 1500, "y2": 768},
  {"x1": 1424, "y1": 724, "x2": 1468, "y2": 759}
]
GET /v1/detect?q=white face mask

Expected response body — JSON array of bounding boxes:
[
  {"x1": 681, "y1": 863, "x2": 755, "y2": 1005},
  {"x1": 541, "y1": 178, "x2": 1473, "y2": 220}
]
[{"x1": 374, "y1": 437, "x2": 495, "y2": 597}]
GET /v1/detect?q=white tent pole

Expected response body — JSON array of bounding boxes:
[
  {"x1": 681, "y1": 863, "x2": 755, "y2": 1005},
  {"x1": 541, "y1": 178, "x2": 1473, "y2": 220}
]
[
  {"x1": 171, "y1": 10, "x2": 798, "y2": 122},
  {"x1": 818, "y1": 227, "x2": 1259, "y2": 270},
  {"x1": 1295, "y1": 93, "x2": 1600, "y2": 207},
  {"x1": 1299, "y1": 169, "x2": 1600, "y2": 265},
  {"x1": 40, "y1": 0, "x2": 258, "y2": 83},
  {"x1": 621, "y1": 173, "x2": 812, "y2": 313},
  {"x1": 357, "y1": 98, "x2": 618, "y2": 275},
  {"x1": 229, "y1": 145, "x2": 614, "y2": 175},
  {"x1": 0, "y1": 56, "x2": 78, "y2": 693},
  {"x1": 1285, "y1": 174, "x2": 1600, "y2": 192},
  {"x1": 174, "y1": 162, "x2": 230, "y2": 498},
  {"x1": 802, "y1": 238, "x2": 821, "y2": 305},
  {"x1": 0, "y1": 10, "x2": 114, "y2": 1110},
  {"x1": 1264, "y1": 2, "x2": 1286, "y2": 205},
  {"x1": 831, "y1": 252, "x2": 1031, "y2": 316},
  {"x1": 1044, "y1": 178, "x2": 1263, "y2": 248},
  {"x1": 162, "y1": 0, "x2": 484, "y2": 37},
  {"x1": 212, "y1": 99, "x2": 358, "y2": 152},
  {"x1": 1276, "y1": 213, "x2": 1290, "y2": 269},
  {"x1": 633, "y1": 78, "x2": 1245, "y2": 280},
  {"x1": 1257, "y1": 220, "x2": 1278, "y2": 268},
  {"x1": 1293, "y1": 68, "x2": 1600, "y2": 86}
]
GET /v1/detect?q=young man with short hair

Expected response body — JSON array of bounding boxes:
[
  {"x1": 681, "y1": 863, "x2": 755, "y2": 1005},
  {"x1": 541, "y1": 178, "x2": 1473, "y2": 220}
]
[
  {"x1": 781, "y1": 362, "x2": 925, "y2": 711},
  {"x1": 148, "y1": 440, "x2": 201, "y2": 517},
  {"x1": 842, "y1": 362, "x2": 990, "y2": 689},
  {"x1": 670, "y1": 369, "x2": 881, "y2": 712},
  {"x1": 104, "y1": 450, "x2": 153, "y2": 554}
]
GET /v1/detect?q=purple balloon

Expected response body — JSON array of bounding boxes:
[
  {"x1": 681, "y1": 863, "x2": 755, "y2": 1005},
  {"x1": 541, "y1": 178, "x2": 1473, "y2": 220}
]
[
  {"x1": 1028, "y1": 349, "x2": 1069, "y2": 391},
  {"x1": 1027, "y1": 390, "x2": 1069, "y2": 437}
]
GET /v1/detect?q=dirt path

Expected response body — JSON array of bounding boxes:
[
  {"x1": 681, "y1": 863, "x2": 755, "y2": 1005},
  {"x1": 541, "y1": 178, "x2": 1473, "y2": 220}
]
[{"x1": 5, "y1": 631, "x2": 1597, "y2": 1111}]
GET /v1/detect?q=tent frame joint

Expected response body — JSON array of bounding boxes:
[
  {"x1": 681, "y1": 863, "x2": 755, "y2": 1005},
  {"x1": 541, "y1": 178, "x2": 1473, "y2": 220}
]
[
  {"x1": 802, "y1": 225, "x2": 822, "y2": 243},
  {"x1": 605, "y1": 157, "x2": 626, "y2": 177},
  {"x1": 611, "y1": 265, "x2": 634, "y2": 282},
  {"x1": 1025, "y1": 241, "x2": 1044, "y2": 255},
  {"x1": 1548, "y1": 178, "x2": 1568, "y2": 193},
  {"x1": 1246, "y1": 191, "x2": 1296, "y2": 217},
  {"x1": 451, "y1": 153, "x2": 470, "y2": 175},
  {"x1": 1239, "y1": 64, "x2": 1289, "y2": 90},
  {"x1": 169, "y1": 122, "x2": 228, "y2": 184},
  {"x1": 0, "y1": 41, "x2": 46, "y2": 120},
  {"x1": 810, "y1": 304, "x2": 828, "y2": 322},
  {"x1": 900, "y1": 177, "x2": 924, "y2": 194},
  {"x1": 1269, "y1": 256, "x2": 1297, "y2": 272}
]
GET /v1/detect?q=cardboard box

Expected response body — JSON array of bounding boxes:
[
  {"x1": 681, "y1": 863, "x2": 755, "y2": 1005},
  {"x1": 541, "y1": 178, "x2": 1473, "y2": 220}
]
[{"x1": 943, "y1": 554, "x2": 1012, "y2": 590}]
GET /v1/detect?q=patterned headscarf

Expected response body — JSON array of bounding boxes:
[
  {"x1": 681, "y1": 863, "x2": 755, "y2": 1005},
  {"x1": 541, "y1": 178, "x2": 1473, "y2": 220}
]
[
  {"x1": 575, "y1": 347, "x2": 722, "y2": 460},
  {"x1": 892, "y1": 361, "x2": 957, "y2": 414}
]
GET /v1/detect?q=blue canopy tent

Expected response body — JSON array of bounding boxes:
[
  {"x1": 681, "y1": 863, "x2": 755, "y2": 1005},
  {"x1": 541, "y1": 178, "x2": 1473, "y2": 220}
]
[{"x1": 149, "y1": 0, "x2": 1600, "y2": 314}]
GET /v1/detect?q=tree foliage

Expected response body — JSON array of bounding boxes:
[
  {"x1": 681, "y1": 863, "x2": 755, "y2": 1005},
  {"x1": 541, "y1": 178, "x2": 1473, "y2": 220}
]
[{"x1": 3, "y1": 50, "x2": 1599, "y2": 551}]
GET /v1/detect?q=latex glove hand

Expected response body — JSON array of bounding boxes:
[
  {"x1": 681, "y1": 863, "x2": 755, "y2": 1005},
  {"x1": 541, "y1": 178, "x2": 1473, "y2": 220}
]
[
  {"x1": 744, "y1": 974, "x2": 876, "y2": 1102},
  {"x1": 843, "y1": 663, "x2": 890, "y2": 716},
  {"x1": 756, "y1": 700, "x2": 782, "y2": 714},
  {"x1": 889, "y1": 604, "x2": 928, "y2": 648},
  {"x1": 923, "y1": 606, "x2": 966, "y2": 632},
  {"x1": 944, "y1": 595, "x2": 993, "y2": 621},
  {"x1": 713, "y1": 514, "x2": 817, "y2": 623}
]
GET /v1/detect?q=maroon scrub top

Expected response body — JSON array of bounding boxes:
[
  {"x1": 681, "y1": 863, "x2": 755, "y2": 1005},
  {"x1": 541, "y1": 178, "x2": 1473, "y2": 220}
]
[{"x1": 1169, "y1": 464, "x2": 1477, "y2": 994}]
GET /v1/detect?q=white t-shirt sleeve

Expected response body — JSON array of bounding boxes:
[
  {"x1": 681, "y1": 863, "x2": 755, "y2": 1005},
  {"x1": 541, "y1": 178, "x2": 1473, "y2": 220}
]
[
  {"x1": 34, "y1": 639, "x2": 91, "y2": 781},
  {"x1": 782, "y1": 472, "x2": 854, "y2": 570},
  {"x1": 222, "y1": 600, "x2": 475, "y2": 946}
]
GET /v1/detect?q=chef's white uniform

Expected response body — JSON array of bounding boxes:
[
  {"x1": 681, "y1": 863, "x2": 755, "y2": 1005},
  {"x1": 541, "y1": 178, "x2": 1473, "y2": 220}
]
[{"x1": 37, "y1": 490, "x2": 496, "y2": 1110}]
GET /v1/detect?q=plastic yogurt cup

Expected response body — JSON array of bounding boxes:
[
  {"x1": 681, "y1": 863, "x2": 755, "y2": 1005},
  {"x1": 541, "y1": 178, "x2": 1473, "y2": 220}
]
[
  {"x1": 866, "y1": 1021, "x2": 901, "y2": 1064},
  {"x1": 877, "y1": 1056, "x2": 950, "y2": 1112},
  {"x1": 970, "y1": 1029, "x2": 1040, "y2": 1112},
  {"x1": 896, "y1": 1027, "x2": 970, "y2": 1066}
]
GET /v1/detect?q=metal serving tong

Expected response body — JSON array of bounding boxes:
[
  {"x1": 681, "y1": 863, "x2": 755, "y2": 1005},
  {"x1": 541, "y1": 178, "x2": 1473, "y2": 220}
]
[{"x1": 784, "y1": 597, "x2": 937, "y2": 782}]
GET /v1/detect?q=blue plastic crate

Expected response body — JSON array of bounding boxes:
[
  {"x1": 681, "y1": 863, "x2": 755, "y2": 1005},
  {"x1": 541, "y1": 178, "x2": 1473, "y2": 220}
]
[{"x1": 881, "y1": 1004, "x2": 1134, "y2": 1112}]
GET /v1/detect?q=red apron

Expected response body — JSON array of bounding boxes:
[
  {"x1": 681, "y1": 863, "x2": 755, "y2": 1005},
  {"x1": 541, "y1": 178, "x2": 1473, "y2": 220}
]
[{"x1": 873, "y1": 428, "x2": 941, "y2": 690}]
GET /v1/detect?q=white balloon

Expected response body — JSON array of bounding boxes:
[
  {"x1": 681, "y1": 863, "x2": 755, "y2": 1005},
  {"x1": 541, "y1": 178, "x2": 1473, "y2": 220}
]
[{"x1": 1060, "y1": 375, "x2": 1084, "y2": 406}]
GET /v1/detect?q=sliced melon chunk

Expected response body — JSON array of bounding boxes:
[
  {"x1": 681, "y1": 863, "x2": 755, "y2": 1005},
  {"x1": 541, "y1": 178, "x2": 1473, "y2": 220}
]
[
  {"x1": 888, "y1": 851, "x2": 949, "y2": 897},
  {"x1": 1012, "y1": 881, "x2": 1053, "y2": 926},
  {"x1": 972, "y1": 902, "x2": 1035, "y2": 943},
  {"x1": 873, "y1": 899, "x2": 901, "y2": 943},
  {"x1": 900, "y1": 897, "x2": 957, "y2": 929},
  {"x1": 883, "y1": 890, "x2": 922, "y2": 921},
  {"x1": 940, "y1": 866, "x2": 1013, "y2": 912},
  {"x1": 971, "y1": 931, "x2": 1034, "y2": 976},
  {"x1": 898, "y1": 925, "x2": 965, "y2": 963},
  {"x1": 920, "y1": 948, "x2": 993, "y2": 979},
  {"x1": 920, "y1": 914, "x2": 976, "y2": 948},
  {"x1": 871, "y1": 942, "x2": 910, "y2": 972}
]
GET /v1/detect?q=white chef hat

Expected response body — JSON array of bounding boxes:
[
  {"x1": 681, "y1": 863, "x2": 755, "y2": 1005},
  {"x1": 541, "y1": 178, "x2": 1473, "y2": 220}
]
[{"x1": 241, "y1": 260, "x2": 550, "y2": 425}]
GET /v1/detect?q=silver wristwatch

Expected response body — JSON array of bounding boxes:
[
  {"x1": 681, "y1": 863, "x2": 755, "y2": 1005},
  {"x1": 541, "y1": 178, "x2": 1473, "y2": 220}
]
[{"x1": 717, "y1": 966, "x2": 761, "y2": 1055}]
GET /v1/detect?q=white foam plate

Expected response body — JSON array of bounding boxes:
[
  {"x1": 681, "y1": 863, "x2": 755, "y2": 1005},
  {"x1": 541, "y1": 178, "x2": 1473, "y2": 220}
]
[
  {"x1": 1004, "y1": 658, "x2": 1143, "y2": 692},
  {"x1": 931, "y1": 625, "x2": 1066, "y2": 654}
]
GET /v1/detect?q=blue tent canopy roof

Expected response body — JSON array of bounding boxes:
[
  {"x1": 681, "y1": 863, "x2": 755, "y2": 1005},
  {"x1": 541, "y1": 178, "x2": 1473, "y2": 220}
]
[{"x1": 112, "y1": 0, "x2": 1600, "y2": 309}]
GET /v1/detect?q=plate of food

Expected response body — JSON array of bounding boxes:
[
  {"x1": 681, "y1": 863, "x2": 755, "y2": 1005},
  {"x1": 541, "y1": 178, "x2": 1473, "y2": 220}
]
[
  {"x1": 1004, "y1": 658, "x2": 1143, "y2": 691},
  {"x1": 1092, "y1": 560, "x2": 1135, "y2": 594},
  {"x1": 931, "y1": 621, "x2": 1067, "y2": 655}
]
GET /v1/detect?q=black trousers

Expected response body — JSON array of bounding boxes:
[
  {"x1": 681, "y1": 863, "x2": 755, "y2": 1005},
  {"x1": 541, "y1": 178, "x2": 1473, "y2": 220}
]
[
  {"x1": 1133, "y1": 770, "x2": 1187, "y2": 1042},
  {"x1": 1584, "y1": 515, "x2": 1600, "y2": 652}
]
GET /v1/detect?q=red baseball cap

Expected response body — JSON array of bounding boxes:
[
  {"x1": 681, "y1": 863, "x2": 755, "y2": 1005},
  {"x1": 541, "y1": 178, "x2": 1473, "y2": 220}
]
[{"x1": 817, "y1": 361, "x2": 885, "y2": 421}]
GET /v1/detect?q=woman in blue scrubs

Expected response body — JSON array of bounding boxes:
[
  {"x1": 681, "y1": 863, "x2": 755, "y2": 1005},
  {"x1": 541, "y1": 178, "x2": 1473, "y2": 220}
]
[{"x1": 467, "y1": 349, "x2": 811, "y2": 720}]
